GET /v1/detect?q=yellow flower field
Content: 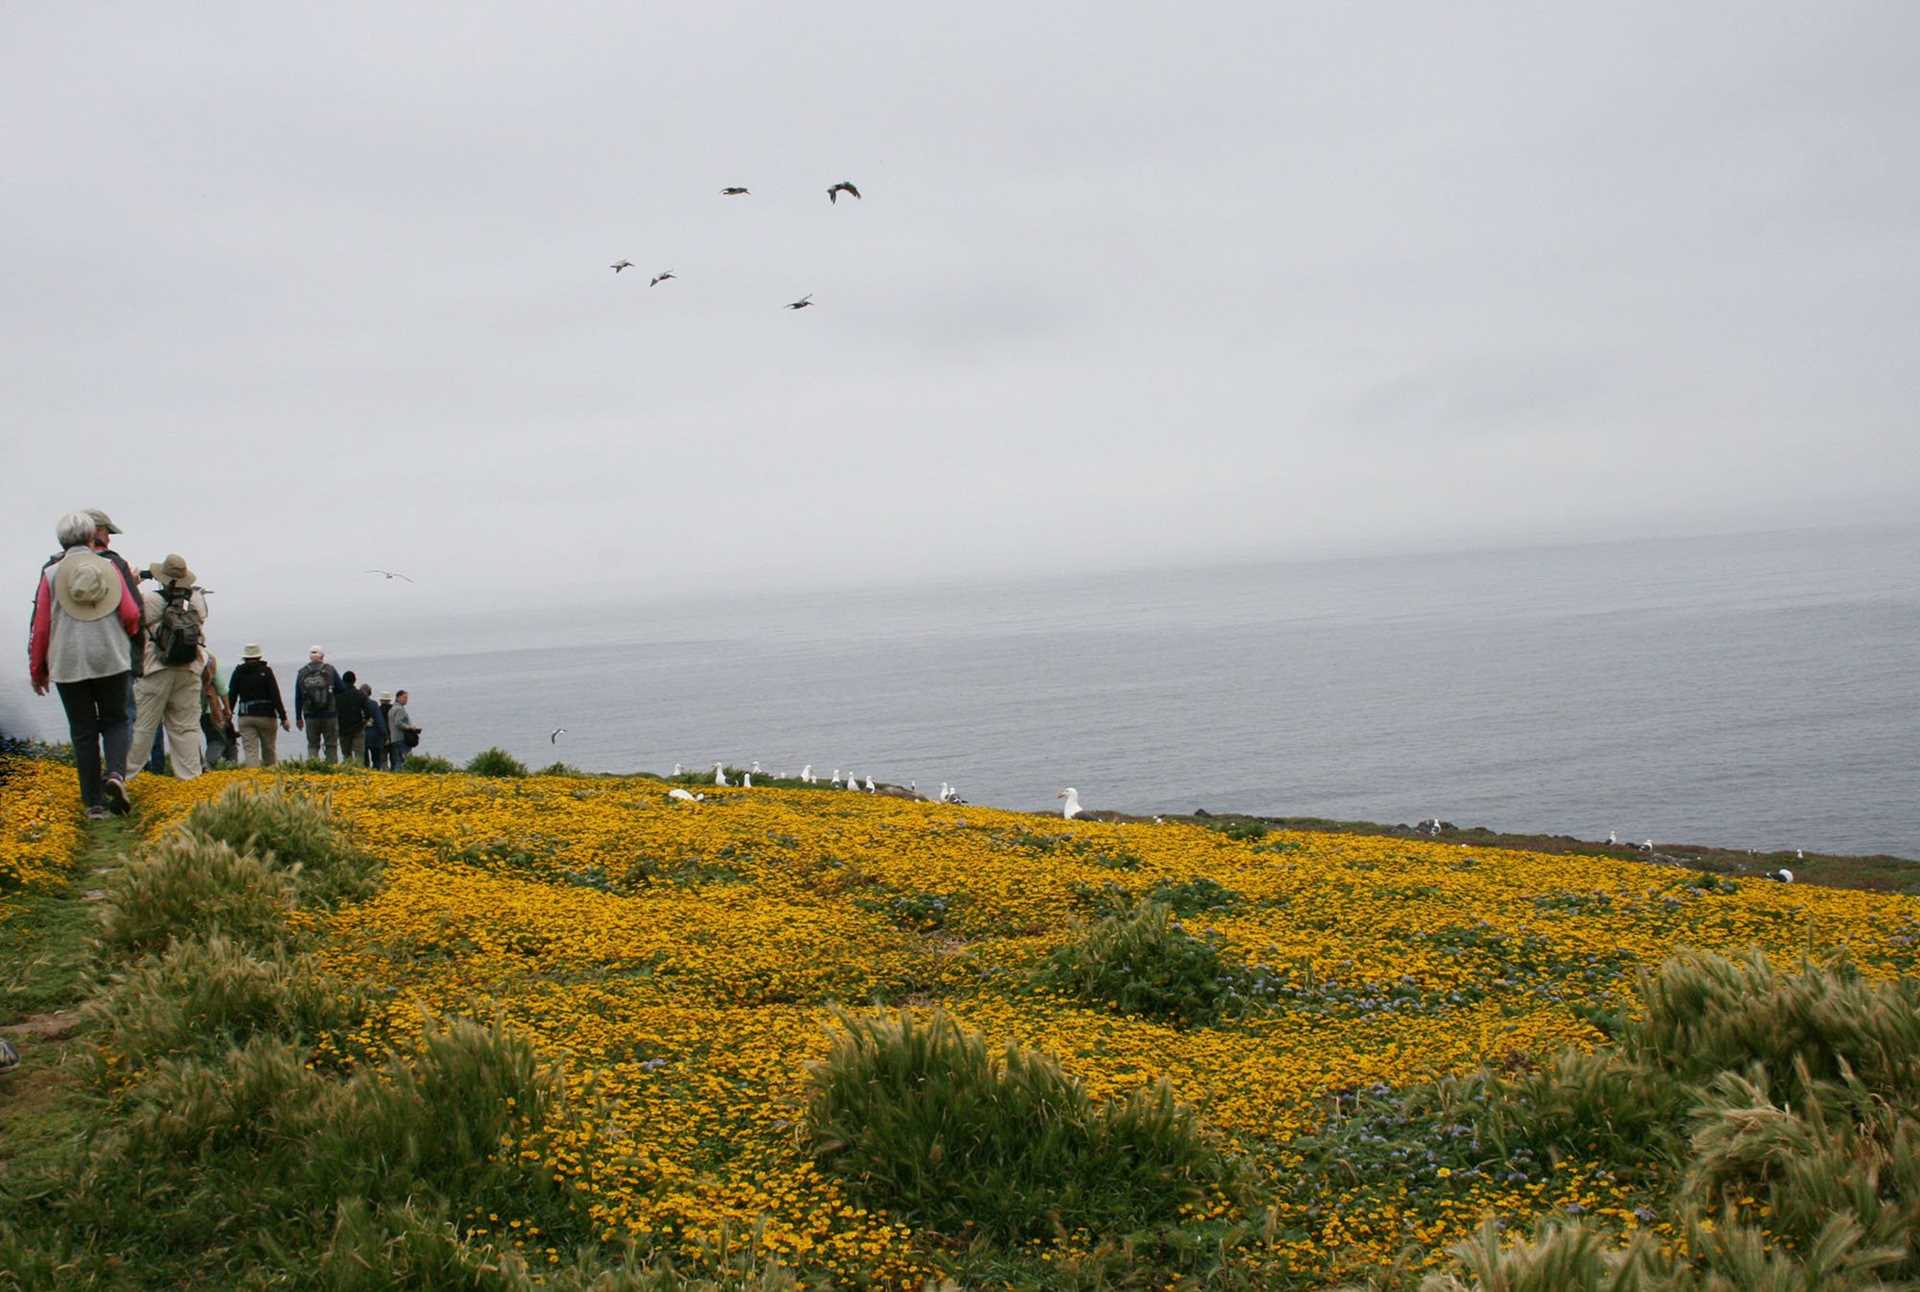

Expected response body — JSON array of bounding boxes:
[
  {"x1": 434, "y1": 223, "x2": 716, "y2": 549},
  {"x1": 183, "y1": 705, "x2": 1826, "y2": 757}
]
[
  {"x1": 0, "y1": 757, "x2": 84, "y2": 929},
  {"x1": 122, "y1": 767, "x2": 1920, "y2": 1286}
]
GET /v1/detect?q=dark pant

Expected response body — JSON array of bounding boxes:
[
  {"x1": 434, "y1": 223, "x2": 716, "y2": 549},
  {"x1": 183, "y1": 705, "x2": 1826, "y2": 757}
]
[
  {"x1": 56, "y1": 672, "x2": 133, "y2": 808},
  {"x1": 305, "y1": 715, "x2": 340, "y2": 762}
]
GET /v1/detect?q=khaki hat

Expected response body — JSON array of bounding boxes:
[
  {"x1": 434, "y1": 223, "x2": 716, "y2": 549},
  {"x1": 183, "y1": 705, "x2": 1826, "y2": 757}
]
[
  {"x1": 147, "y1": 553, "x2": 196, "y2": 587},
  {"x1": 241, "y1": 643, "x2": 265, "y2": 660},
  {"x1": 86, "y1": 509, "x2": 123, "y2": 535},
  {"x1": 378, "y1": 691, "x2": 393, "y2": 703},
  {"x1": 53, "y1": 551, "x2": 120, "y2": 622}
]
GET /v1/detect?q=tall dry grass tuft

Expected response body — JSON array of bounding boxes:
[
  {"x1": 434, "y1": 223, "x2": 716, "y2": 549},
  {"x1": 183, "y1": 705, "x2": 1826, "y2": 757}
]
[
  {"x1": 184, "y1": 781, "x2": 382, "y2": 908},
  {"x1": 96, "y1": 832, "x2": 296, "y2": 958}
]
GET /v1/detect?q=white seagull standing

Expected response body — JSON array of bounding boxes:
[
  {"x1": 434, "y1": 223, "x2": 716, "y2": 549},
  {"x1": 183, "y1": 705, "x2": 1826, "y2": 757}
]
[
  {"x1": 864, "y1": 775, "x2": 876, "y2": 792},
  {"x1": 742, "y1": 771, "x2": 753, "y2": 787},
  {"x1": 714, "y1": 762, "x2": 729, "y2": 787},
  {"x1": 830, "y1": 769, "x2": 842, "y2": 787},
  {"x1": 800, "y1": 764, "x2": 814, "y2": 783},
  {"x1": 845, "y1": 774, "x2": 860, "y2": 792},
  {"x1": 751, "y1": 761, "x2": 763, "y2": 775},
  {"x1": 1607, "y1": 830, "x2": 1618, "y2": 846},
  {"x1": 1058, "y1": 788, "x2": 1083, "y2": 820}
]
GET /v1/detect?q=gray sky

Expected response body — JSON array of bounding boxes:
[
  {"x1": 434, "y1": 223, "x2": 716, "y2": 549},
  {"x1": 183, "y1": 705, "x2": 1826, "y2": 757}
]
[{"x1": 4, "y1": 1, "x2": 1916, "y2": 638}]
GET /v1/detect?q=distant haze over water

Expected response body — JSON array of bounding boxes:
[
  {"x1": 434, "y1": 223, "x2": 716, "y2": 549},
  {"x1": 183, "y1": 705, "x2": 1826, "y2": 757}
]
[{"x1": 10, "y1": 526, "x2": 1917, "y2": 857}]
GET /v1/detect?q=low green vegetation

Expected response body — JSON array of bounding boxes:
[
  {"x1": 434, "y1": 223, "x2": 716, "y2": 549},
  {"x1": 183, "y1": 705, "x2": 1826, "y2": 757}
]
[
  {"x1": 805, "y1": 1007, "x2": 1243, "y2": 1242},
  {"x1": 1035, "y1": 900, "x2": 1277, "y2": 1025},
  {"x1": 467, "y1": 746, "x2": 531, "y2": 778}
]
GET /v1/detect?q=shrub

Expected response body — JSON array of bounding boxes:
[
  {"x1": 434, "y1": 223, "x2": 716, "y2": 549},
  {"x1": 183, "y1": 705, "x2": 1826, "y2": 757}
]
[
  {"x1": 806, "y1": 1009, "x2": 1238, "y2": 1241},
  {"x1": 184, "y1": 782, "x2": 381, "y2": 909},
  {"x1": 397, "y1": 753, "x2": 458, "y2": 774},
  {"x1": 84, "y1": 934, "x2": 357, "y2": 1072},
  {"x1": 536, "y1": 761, "x2": 583, "y2": 778},
  {"x1": 1038, "y1": 901, "x2": 1234, "y2": 1025},
  {"x1": 466, "y1": 747, "x2": 529, "y2": 778},
  {"x1": 96, "y1": 833, "x2": 296, "y2": 959},
  {"x1": 1218, "y1": 820, "x2": 1268, "y2": 842}
]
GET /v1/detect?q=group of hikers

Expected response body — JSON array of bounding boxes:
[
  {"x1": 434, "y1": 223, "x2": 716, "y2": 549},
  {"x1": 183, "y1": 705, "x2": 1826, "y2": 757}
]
[{"x1": 26, "y1": 508, "x2": 423, "y2": 819}]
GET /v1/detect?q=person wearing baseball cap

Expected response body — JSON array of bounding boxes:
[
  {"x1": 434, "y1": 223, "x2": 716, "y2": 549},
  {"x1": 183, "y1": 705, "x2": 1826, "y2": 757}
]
[{"x1": 27, "y1": 511, "x2": 143, "y2": 817}]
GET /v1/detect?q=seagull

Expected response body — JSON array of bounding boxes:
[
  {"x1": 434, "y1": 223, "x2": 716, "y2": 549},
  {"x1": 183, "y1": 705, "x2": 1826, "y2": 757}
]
[
  {"x1": 549, "y1": 728, "x2": 565, "y2": 744},
  {"x1": 610, "y1": 260, "x2": 634, "y2": 273},
  {"x1": 667, "y1": 788, "x2": 705, "y2": 803},
  {"x1": 1796, "y1": 848, "x2": 1805, "y2": 860},
  {"x1": 713, "y1": 762, "x2": 728, "y2": 787},
  {"x1": 938, "y1": 782, "x2": 950, "y2": 802},
  {"x1": 1058, "y1": 788, "x2": 1084, "y2": 820},
  {"x1": 830, "y1": 769, "x2": 842, "y2": 787},
  {"x1": 1641, "y1": 839, "x2": 1656, "y2": 853},
  {"x1": 1607, "y1": 830, "x2": 1618, "y2": 846},
  {"x1": 845, "y1": 774, "x2": 860, "y2": 791},
  {"x1": 672, "y1": 763, "x2": 683, "y2": 776},
  {"x1": 649, "y1": 270, "x2": 676, "y2": 287},
  {"x1": 742, "y1": 771, "x2": 753, "y2": 787},
  {"x1": 864, "y1": 775, "x2": 876, "y2": 792},
  {"x1": 751, "y1": 761, "x2": 763, "y2": 775},
  {"x1": 1771, "y1": 868, "x2": 1795, "y2": 884},
  {"x1": 826, "y1": 180, "x2": 861, "y2": 204},
  {"x1": 784, "y1": 293, "x2": 813, "y2": 310},
  {"x1": 800, "y1": 764, "x2": 814, "y2": 783},
  {"x1": 365, "y1": 569, "x2": 414, "y2": 582},
  {"x1": 720, "y1": 186, "x2": 750, "y2": 196}
]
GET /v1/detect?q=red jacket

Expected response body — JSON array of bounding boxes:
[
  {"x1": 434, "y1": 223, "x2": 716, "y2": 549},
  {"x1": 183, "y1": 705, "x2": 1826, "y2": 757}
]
[{"x1": 28, "y1": 556, "x2": 142, "y2": 689}]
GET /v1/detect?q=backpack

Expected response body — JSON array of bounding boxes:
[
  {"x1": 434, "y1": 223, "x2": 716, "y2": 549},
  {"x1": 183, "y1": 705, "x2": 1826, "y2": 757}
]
[
  {"x1": 299, "y1": 666, "x2": 335, "y2": 714},
  {"x1": 151, "y1": 585, "x2": 202, "y2": 667}
]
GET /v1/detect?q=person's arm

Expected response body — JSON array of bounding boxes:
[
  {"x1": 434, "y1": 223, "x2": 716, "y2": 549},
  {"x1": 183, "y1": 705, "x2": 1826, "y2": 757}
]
[
  {"x1": 27, "y1": 574, "x2": 52, "y2": 693},
  {"x1": 268, "y1": 668, "x2": 290, "y2": 726}
]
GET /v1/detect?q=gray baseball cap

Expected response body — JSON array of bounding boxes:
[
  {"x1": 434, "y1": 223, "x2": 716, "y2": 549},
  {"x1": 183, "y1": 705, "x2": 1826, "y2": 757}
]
[{"x1": 85, "y1": 509, "x2": 122, "y2": 534}]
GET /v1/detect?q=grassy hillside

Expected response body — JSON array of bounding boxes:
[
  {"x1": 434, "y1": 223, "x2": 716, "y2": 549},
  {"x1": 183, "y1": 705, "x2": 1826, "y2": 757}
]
[{"x1": 4, "y1": 759, "x2": 1918, "y2": 1288}]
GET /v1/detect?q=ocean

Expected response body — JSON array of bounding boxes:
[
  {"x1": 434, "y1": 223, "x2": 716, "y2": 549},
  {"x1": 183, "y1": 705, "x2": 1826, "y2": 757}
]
[
  {"x1": 11, "y1": 525, "x2": 1916, "y2": 857},
  {"x1": 315, "y1": 524, "x2": 1920, "y2": 858}
]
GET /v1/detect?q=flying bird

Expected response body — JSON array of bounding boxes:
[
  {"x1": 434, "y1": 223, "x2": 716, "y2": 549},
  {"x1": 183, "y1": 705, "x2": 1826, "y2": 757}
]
[
  {"x1": 784, "y1": 293, "x2": 813, "y2": 310},
  {"x1": 549, "y1": 728, "x2": 565, "y2": 744},
  {"x1": 826, "y1": 180, "x2": 861, "y2": 204},
  {"x1": 720, "y1": 186, "x2": 750, "y2": 196},
  {"x1": 649, "y1": 270, "x2": 676, "y2": 287},
  {"x1": 364, "y1": 569, "x2": 414, "y2": 583},
  {"x1": 610, "y1": 260, "x2": 633, "y2": 273}
]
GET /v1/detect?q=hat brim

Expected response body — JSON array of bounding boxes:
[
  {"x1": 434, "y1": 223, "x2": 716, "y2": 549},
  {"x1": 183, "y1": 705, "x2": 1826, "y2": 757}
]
[{"x1": 53, "y1": 555, "x2": 120, "y2": 623}]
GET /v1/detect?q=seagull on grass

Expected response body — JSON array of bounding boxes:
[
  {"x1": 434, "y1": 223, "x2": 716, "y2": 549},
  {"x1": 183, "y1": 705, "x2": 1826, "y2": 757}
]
[
  {"x1": 826, "y1": 180, "x2": 861, "y2": 204},
  {"x1": 649, "y1": 270, "x2": 676, "y2": 287},
  {"x1": 720, "y1": 186, "x2": 750, "y2": 196},
  {"x1": 785, "y1": 293, "x2": 813, "y2": 310},
  {"x1": 667, "y1": 788, "x2": 705, "y2": 803},
  {"x1": 610, "y1": 260, "x2": 634, "y2": 273},
  {"x1": 1058, "y1": 788, "x2": 1084, "y2": 820},
  {"x1": 713, "y1": 762, "x2": 728, "y2": 787},
  {"x1": 365, "y1": 569, "x2": 414, "y2": 583}
]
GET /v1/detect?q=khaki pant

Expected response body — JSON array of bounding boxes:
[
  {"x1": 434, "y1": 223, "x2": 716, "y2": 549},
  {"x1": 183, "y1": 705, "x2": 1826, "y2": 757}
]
[
  {"x1": 236, "y1": 714, "x2": 280, "y2": 766},
  {"x1": 340, "y1": 728, "x2": 366, "y2": 765},
  {"x1": 131, "y1": 667, "x2": 203, "y2": 780}
]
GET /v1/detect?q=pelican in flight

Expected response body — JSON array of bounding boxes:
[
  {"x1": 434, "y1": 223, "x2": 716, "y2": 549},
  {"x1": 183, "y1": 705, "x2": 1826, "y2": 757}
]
[{"x1": 826, "y1": 180, "x2": 861, "y2": 204}]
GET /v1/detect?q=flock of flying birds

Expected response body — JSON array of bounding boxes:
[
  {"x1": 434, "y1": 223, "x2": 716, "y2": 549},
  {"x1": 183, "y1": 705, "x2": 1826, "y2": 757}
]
[{"x1": 607, "y1": 179, "x2": 862, "y2": 310}]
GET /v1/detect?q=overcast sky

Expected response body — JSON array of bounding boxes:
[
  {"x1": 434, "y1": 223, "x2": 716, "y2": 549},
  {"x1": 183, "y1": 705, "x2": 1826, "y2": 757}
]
[{"x1": 4, "y1": 1, "x2": 1916, "y2": 639}]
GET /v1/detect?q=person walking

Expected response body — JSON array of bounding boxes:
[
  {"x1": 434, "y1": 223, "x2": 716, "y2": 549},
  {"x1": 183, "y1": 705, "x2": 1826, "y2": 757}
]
[
  {"x1": 227, "y1": 644, "x2": 290, "y2": 766},
  {"x1": 293, "y1": 646, "x2": 344, "y2": 762},
  {"x1": 200, "y1": 649, "x2": 233, "y2": 767},
  {"x1": 27, "y1": 512, "x2": 143, "y2": 817},
  {"x1": 129, "y1": 554, "x2": 209, "y2": 782},
  {"x1": 386, "y1": 689, "x2": 417, "y2": 769}
]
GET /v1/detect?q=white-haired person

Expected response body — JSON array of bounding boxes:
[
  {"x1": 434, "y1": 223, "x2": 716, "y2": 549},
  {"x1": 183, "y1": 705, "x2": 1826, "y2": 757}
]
[
  {"x1": 128, "y1": 553, "x2": 210, "y2": 781},
  {"x1": 27, "y1": 511, "x2": 143, "y2": 817}
]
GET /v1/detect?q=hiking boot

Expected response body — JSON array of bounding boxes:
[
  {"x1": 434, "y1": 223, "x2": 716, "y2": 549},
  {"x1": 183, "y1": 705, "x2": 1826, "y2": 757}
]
[
  {"x1": 102, "y1": 775, "x2": 130, "y2": 816},
  {"x1": 0, "y1": 1038, "x2": 18, "y2": 1073},
  {"x1": 85, "y1": 805, "x2": 111, "y2": 821}
]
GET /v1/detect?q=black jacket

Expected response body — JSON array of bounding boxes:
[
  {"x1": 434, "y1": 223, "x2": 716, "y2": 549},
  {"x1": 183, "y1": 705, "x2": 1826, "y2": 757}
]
[{"x1": 228, "y1": 660, "x2": 287, "y2": 721}]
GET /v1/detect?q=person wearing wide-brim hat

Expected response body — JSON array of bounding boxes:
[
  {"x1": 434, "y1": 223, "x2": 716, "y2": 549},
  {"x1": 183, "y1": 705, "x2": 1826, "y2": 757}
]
[
  {"x1": 28, "y1": 511, "x2": 144, "y2": 817},
  {"x1": 226, "y1": 642, "x2": 290, "y2": 767},
  {"x1": 127, "y1": 553, "x2": 211, "y2": 783}
]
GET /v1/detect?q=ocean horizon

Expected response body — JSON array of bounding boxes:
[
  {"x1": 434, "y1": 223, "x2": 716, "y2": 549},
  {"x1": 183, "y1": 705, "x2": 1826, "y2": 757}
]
[{"x1": 9, "y1": 523, "x2": 1918, "y2": 857}]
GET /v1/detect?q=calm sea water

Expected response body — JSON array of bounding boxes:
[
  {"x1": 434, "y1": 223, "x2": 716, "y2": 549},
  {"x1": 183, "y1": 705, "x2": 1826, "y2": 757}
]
[
  {"x1": 314, "y1": 525, "x2": 1920, "y2": 858},
  {"x1": 13, "y1": 527, "x2": 1913, "y2": 856}
]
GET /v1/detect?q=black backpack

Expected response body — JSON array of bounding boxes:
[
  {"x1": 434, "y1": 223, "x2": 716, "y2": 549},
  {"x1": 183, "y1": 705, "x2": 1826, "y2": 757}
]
[{"x1": 151, "y1": 585, "x2": 202, "y2": 667}]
